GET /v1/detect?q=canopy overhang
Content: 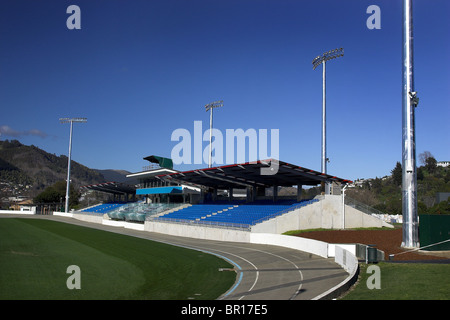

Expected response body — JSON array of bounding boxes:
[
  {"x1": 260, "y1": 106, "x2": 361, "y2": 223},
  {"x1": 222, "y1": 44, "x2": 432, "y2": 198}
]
[{"x1": 158, "y1": 159, "x2": 352, "y2": 190}]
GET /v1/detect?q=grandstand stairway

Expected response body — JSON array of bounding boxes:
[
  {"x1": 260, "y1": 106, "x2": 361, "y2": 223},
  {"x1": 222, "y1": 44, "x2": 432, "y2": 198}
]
[
  {"x1": 107, "y1": 202, "x2": 187, "y2": 222},
  {"x1": 81, "y1": 202, "x2": 188, "y2": 223}
]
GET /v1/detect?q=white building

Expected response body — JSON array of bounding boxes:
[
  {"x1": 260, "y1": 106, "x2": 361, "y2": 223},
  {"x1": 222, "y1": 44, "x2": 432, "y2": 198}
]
[{"x1": 437, "y1": 161, "x2": 449, "y2": 168}]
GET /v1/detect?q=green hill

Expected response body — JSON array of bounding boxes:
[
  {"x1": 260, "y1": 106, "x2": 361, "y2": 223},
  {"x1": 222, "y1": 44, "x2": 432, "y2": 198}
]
[
  {"x1": 347, "y1": 160, "x2": 450, "y2": 215},
  {"x1": 0, "y1": 139, "x2": 106, "y2": 198}
]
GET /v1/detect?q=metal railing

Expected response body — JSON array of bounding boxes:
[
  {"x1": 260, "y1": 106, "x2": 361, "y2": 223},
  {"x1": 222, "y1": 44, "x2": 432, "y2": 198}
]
[
  {"x1": 344, "y1": 196, "x2": 387, "y2": 217},
  {"x1": 151, "y1": 217, "x2": 252, "y2": 231}
]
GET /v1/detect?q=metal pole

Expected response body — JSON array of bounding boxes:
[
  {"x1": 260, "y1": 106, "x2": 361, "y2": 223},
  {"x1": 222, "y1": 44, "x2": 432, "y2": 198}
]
[
  {"x1": 205, "y1": 100, "x2": 222, "y2": 168},
  {"x1": 401, "y1": 0, "x2": 419, "y2": 248},
  {"x1": 342, "y1": 184, "x2": 347, "y2": 229},
  {"x1": 65, "y1": 121, "x2": 73, "y2": 213},
  {"x1": 313, "y1": 49, "x2": 343, "y2": 196},
  {"x1": 209, "y1": 107, "x2": 213, "y2": 168},
  {"x1": 322, "y1": 61, "x2": 326, "y2": 175}
]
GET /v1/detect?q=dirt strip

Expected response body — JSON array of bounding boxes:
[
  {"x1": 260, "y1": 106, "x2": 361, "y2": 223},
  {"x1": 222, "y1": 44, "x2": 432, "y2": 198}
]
[{"x1": 294, "y1": 228, "x2": 450, "y2": 261}]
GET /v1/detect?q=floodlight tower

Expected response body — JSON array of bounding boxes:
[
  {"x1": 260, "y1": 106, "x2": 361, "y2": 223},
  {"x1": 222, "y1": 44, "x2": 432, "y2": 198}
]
[
  {"x1": 59, "y1": 117, "x2": 87, "y2": 213},
  {"x1": 401, "y1": 0, "x2": 419, "y2": 248},
  {"x1": 312, "y1": 48, "x2": 344, "y2": 194},
  {"x1": 205, "y1": 100, "x2": 223, "y2": 168}
]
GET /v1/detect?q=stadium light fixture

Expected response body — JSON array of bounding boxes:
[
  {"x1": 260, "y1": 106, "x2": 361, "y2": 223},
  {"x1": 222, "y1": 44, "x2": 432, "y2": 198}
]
[
  {"x1": 59, "y1": 117, "x2": 87, "y2": 213},
  {"x1": 401, "y1": 0, "x2": 419, "y2": 248},
  {"x1": 312, "y1": 48, "x2": 344, "y2": 70},
  {"x1": 205, "y1": 100, "x2": 223, "y2": 168},
  {"x1": 312, "y1": 48, "x2": 344, "y2": 194}
]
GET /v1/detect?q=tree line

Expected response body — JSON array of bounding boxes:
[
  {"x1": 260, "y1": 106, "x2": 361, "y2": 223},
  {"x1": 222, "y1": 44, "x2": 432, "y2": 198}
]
[{"x1": 347, "y1": 151, "x2": 449, "y2": 215}]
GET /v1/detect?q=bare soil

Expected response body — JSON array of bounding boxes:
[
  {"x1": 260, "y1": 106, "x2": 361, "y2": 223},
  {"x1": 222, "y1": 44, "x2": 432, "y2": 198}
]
[{"x1": 294, "y1": 227, "x2": 450, "y2": 261}]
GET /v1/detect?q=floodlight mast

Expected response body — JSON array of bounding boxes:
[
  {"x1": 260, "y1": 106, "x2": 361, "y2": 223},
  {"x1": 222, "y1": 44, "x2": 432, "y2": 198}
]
[
  {"x1": 205, "y1": 100, "x2": 223, "y2": 168},
  {"x1": 402, "y1": 0, "x2": 419, "y2": 248},
  {"x1": 312, "y1": 48, "x2": 344, "y2": 194},
  {"x1": 59, "y1": 117, "x2": 87, "y2": 213}
]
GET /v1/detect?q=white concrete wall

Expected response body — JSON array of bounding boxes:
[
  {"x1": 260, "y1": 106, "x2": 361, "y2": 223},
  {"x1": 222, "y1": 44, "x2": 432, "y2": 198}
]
[
  {"x1": 53, "y1": 212, "x2": 73, "y2": 218},
  {"x1": 312, "y1": 245, "x2": 359, "y2": 300},
  {"x1": 103, "y1": 219, "x2": 145, "y2": 231},
  {"x1": 144, "y1": 221, "x2": 251, "y2": 243},
  {"x1": 0, "y1": 209, "x2": 35, "y2": 215},
  {"x1": 328, "y1": 243, "x2": 356, "y2": 257},
  {"x1": 251, "y1": 195, "x2": 393, "y2": 234},
  {"x1": 54, "y1": 211, "x2": 105, "y2": 224},
  {"x1": 250, "y1": 233, "x2": 329, "y2": 258},
  {"x1": 334, "y1": 245, "x2": 358, "y2": 274}
]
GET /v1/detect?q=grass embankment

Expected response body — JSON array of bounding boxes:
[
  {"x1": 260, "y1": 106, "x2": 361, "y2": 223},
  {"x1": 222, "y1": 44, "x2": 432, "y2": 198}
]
[
  {"x1": 0, "y1": 218, "x2": 235, "y2": 300},
  {"x1": 342, "y1": 262, "x2": 450, "y2": 300}
]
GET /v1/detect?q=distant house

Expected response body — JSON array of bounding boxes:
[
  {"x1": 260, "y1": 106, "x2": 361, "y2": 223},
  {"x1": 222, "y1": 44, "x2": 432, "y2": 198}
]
[
  {"x1": 9, "y1": 198, "x2": 36, "y2": 211},
  {"x1": 18, "y1": 199, "x2": 36, "y2": 212},
  {"x1": 437, "y1": 161, "x2": 449, "y2": 168}
]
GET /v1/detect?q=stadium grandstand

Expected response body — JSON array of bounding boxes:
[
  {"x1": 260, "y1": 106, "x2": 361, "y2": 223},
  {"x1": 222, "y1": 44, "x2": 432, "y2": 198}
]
[{"x1": 79, "y1": 156, "x2": 363, "y2": 231}]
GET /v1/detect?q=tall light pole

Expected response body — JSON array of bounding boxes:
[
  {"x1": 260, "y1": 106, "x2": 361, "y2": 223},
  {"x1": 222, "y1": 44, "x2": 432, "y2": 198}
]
[
  {"x1": 312, "y1": 48, "x2": 344, "y2": 194},
  {"x1": 402, "y1": 0, "x2": 419, "y2": 248},
  {"x1": 205, "y1": 100, "x2": 223, "y2": 168},
  {"x1": 60, "y1": 117, "x2": 87, "y2": 213}
]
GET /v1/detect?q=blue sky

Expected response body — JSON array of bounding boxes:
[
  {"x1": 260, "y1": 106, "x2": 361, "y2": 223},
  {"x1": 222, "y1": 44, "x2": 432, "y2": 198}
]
[{"x1": 0, "y1": 0, "x2": 448, "y2": 181}]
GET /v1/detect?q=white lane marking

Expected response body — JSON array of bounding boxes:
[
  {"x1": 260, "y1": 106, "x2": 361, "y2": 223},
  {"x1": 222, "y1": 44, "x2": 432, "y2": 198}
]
[{"x1": 217, "y1": 244, "x2": 304, "y2": 300}]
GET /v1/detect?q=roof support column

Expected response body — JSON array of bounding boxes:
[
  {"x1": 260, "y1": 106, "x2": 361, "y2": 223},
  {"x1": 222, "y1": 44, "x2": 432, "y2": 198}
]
[
  {"x1": 228, "y1": 187, "x2": 233, "y2": 202},
  {"x1": 273, "y1": 185, "x2": 278, "y2": 202},
  {"x1": 297, "y1": 185, "x2": 303, "y2": 202},
  {"x1": 200, "y1": 189, "x2": 204, "y2": 204},
  {"x1": 246, "y1": 186, "x2": 255, "y2": 203}
]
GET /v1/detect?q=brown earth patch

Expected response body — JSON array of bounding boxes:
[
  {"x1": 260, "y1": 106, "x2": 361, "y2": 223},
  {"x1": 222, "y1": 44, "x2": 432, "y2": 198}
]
[{"x1": 294, "y1": 228, "x2": 449, "y2": 261}]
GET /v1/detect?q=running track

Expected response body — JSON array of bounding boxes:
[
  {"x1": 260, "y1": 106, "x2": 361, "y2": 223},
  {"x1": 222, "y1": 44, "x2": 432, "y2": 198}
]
[{"x1": 1, "y1": 215, "x2": 348, "y2": 300}]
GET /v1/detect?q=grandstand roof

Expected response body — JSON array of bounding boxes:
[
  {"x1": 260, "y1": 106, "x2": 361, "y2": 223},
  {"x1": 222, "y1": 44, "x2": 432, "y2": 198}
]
[
  {"x1": 80, "y1": 181, "x2": 136, "y2": 195},
  {"x1": 158, "y1": 159, "x2": 352, "y2": 189},
  {"x1": 126, "y1": 167, "x2": 178, "y2": 180}
]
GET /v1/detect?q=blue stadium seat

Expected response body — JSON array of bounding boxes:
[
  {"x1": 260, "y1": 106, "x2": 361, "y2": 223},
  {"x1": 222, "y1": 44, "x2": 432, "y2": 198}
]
[{"x1": 155, "y1": 199, "x2": 319, "y2": 228}]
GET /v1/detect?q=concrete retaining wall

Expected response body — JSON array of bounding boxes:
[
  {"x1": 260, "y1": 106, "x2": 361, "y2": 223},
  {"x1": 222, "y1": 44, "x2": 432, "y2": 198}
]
[
  {"x1": 144, "y1": 221, "x2": 251, "y2": 242},
  {"x1": 103, "y1": 219, "x2": 145, "y2": 231},
  {"x1": 313, "y1": 245, "x2": 359, "y2": 300},
  {"x1": 54, "y1": 212, "x2": 104, "y2": 224},
  {"x1": 328, "y1": 243, "x2": 356, "y2": 258},
  {"x1": 251, "y1": 195, "x2": 392, "y2": 234},
  {"x1": 250, "y1": 233, "x2": 329, "y2": 258},
  {"x1": 0, "y1": 209, "x2": 35, "y2": 215}
]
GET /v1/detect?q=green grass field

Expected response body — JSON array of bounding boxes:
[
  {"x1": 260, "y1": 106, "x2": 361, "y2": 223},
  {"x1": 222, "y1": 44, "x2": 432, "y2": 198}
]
[
  {"x1": 342, "y1": 262, "x2": 450, "y2": 300},
  {"x1": 0, "y1": 218, "x2": 236, "y2": 300}
]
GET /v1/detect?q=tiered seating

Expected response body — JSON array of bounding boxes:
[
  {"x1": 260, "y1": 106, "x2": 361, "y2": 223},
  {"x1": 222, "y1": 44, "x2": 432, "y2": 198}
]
[
  {"x1": 202, "y1": 204, "x2": 290, "y2": 226},
  {"x1": 83, "y1": 199, "x2": 319, "y2": 227},
  {"x1": 82, "y1": 202, "x2": 126, "y2": 214},
  {"x1": 155, "y1": 199, "x2": 319, "y2": 228}
]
